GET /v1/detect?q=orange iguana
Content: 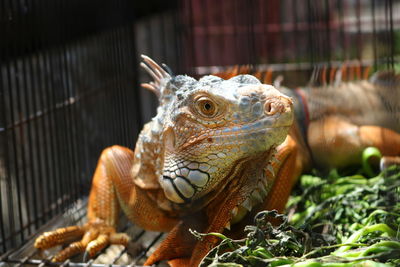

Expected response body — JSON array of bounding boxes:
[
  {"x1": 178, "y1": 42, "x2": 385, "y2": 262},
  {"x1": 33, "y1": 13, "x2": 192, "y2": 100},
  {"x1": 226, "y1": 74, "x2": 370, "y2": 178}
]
[{"x1": 34, "y1": 57, "x2": 400, "y2": 266}]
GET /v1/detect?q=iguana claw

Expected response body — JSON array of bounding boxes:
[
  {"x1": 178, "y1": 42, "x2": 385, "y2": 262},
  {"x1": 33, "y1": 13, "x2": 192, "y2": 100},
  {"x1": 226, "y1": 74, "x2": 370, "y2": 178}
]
[{"x1": 35, "y1": 222, "x2": 130, "y2": 262}]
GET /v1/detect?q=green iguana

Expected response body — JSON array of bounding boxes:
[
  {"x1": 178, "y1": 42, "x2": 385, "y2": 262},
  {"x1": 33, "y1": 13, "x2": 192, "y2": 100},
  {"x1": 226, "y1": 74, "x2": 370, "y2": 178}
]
[{"x1": 34, "y1": 57, "x2": 400, "y2": 266}]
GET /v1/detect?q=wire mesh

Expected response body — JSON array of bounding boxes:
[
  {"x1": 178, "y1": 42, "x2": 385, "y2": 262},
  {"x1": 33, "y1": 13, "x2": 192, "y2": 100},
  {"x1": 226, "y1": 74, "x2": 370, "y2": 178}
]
[
  {"x1": 0, "y1": 27, "x2": 141, "y2": 254},
  {"x1": 0, "y1": 0, "x2": 176, "y2": 259},
  {"x1": 182, "y1": 0, "x2": 400, "y2": 79}
]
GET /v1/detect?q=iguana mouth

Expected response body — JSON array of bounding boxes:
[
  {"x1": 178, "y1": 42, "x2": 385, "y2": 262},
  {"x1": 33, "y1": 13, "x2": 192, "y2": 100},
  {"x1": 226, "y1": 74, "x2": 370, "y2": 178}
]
[{"x1": 181, "y1": 118, "x2": 292, "y2": 150}]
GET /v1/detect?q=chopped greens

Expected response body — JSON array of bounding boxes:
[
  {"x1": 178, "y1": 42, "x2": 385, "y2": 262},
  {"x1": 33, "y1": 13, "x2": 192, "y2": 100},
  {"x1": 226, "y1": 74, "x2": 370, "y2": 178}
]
[{"x1": 198, "y1": 148, "x2": 400, "y2": 266}]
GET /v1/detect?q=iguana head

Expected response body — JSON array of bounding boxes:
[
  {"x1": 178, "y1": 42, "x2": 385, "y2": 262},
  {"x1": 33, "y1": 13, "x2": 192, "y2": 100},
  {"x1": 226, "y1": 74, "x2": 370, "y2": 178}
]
[{"x1": 139, "y1": 56, "x2": 293, "y2": 209}]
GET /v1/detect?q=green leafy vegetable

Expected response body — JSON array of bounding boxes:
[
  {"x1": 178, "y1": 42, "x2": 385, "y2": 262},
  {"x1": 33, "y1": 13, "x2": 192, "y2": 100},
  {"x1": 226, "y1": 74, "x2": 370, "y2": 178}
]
[{"x1": 199, "y1": 148, "x2": 400, "y2": 267}]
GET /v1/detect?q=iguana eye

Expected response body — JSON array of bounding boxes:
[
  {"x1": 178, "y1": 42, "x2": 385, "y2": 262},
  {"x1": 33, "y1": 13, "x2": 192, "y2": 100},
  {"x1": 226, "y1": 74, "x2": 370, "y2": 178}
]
[{"x1": 196, "y1": 97, "x2": 218, "y2": 117}]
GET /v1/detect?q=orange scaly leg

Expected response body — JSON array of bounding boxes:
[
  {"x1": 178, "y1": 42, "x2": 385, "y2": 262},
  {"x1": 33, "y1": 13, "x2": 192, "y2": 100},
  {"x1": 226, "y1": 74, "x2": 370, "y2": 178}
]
[
  {"x1": 144, "y1": 217, "x2": 206, "y2": 266},
  {"x1": 35, "y1": 146, "x2": 178, "y2": 262},
  {"x1": 308, "y1": 116, "x2": 400, "y2": 170}
]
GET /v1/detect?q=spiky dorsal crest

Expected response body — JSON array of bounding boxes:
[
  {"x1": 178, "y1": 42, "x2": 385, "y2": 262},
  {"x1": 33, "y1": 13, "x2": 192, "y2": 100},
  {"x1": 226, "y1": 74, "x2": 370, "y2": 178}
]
[
  {"x1": 140, "y1": 55, "x2": 172, "y2": 97},
  {"x1": 214, "y1": 65, "x2": 273, "y2": 85},
  {"x1": 308, "y1": 62, "x2": 372, "y2": 87}
]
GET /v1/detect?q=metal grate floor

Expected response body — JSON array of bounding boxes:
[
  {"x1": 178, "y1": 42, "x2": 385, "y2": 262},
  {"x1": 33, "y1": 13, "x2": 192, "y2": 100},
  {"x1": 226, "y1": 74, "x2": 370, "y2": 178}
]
[{"x1": 0, "y1": 199, "x2": 168, "y2": 267}]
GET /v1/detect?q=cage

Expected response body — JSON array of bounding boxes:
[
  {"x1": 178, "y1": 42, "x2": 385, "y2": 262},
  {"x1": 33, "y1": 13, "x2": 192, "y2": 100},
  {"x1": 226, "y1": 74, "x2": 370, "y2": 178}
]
[{"x1": 0, "y1": 0, "x2": 399, "y2": 266}]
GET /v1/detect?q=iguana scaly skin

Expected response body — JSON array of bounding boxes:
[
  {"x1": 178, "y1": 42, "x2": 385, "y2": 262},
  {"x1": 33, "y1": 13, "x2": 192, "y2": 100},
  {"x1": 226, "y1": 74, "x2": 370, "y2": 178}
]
[{"x1": 34, "y1": 56, "x2": 294, "y2": 266}]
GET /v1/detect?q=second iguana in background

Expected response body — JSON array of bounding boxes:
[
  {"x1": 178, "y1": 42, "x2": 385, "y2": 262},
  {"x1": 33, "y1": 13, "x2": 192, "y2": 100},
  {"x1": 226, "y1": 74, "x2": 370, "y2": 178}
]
[{"x1": 34, "y1": 57, "x2": 400, "y2": 266}]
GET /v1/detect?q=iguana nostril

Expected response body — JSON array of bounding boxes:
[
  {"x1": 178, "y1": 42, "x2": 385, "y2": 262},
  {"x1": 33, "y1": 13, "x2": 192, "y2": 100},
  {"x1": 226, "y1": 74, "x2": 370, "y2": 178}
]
[
  {"x1": 264, "y1": 97, "x2": 292, "y2": 115},
  {"x1": 264, "y1": 101, "x2": 276, "y2": 115}
]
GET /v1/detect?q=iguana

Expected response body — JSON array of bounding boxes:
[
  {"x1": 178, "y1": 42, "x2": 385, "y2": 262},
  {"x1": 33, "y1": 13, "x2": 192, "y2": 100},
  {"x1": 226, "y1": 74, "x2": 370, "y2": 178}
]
[{"x1": 34, "y1": 57, "x2": 400, "y2": 266}]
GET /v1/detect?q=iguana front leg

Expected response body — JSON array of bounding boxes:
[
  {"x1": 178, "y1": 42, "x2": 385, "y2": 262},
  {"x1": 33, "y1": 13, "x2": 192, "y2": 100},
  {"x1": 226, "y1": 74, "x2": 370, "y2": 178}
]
[
  {"x1": 144, "y1": 215, "x2": 206, "y2": 266},
  {"x1": 35, "y1": 145, "x2": 178, "y2": 261}
]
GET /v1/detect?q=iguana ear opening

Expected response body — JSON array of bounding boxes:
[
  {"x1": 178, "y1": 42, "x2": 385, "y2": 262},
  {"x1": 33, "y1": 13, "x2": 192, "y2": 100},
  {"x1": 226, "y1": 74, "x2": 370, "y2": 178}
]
[
  {"x1": 140, "y1": 55, "x2": 171, "y2": 97},
  {"x1": 163, "y1": 126, "x2": 176, "y2": 152}
]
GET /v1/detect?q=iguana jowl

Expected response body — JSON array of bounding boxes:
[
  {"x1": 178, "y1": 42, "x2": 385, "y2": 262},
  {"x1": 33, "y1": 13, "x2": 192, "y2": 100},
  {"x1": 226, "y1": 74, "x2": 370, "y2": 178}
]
[{"x1": 34, "y1": 56, "x2": 295, "y2": 266}]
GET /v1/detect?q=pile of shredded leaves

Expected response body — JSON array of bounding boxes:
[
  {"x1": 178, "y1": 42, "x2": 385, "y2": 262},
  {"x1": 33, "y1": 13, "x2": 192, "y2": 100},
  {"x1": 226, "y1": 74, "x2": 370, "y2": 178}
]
[{"x1": 198, "y1": 148, "x2": 400, "y2": 267}]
